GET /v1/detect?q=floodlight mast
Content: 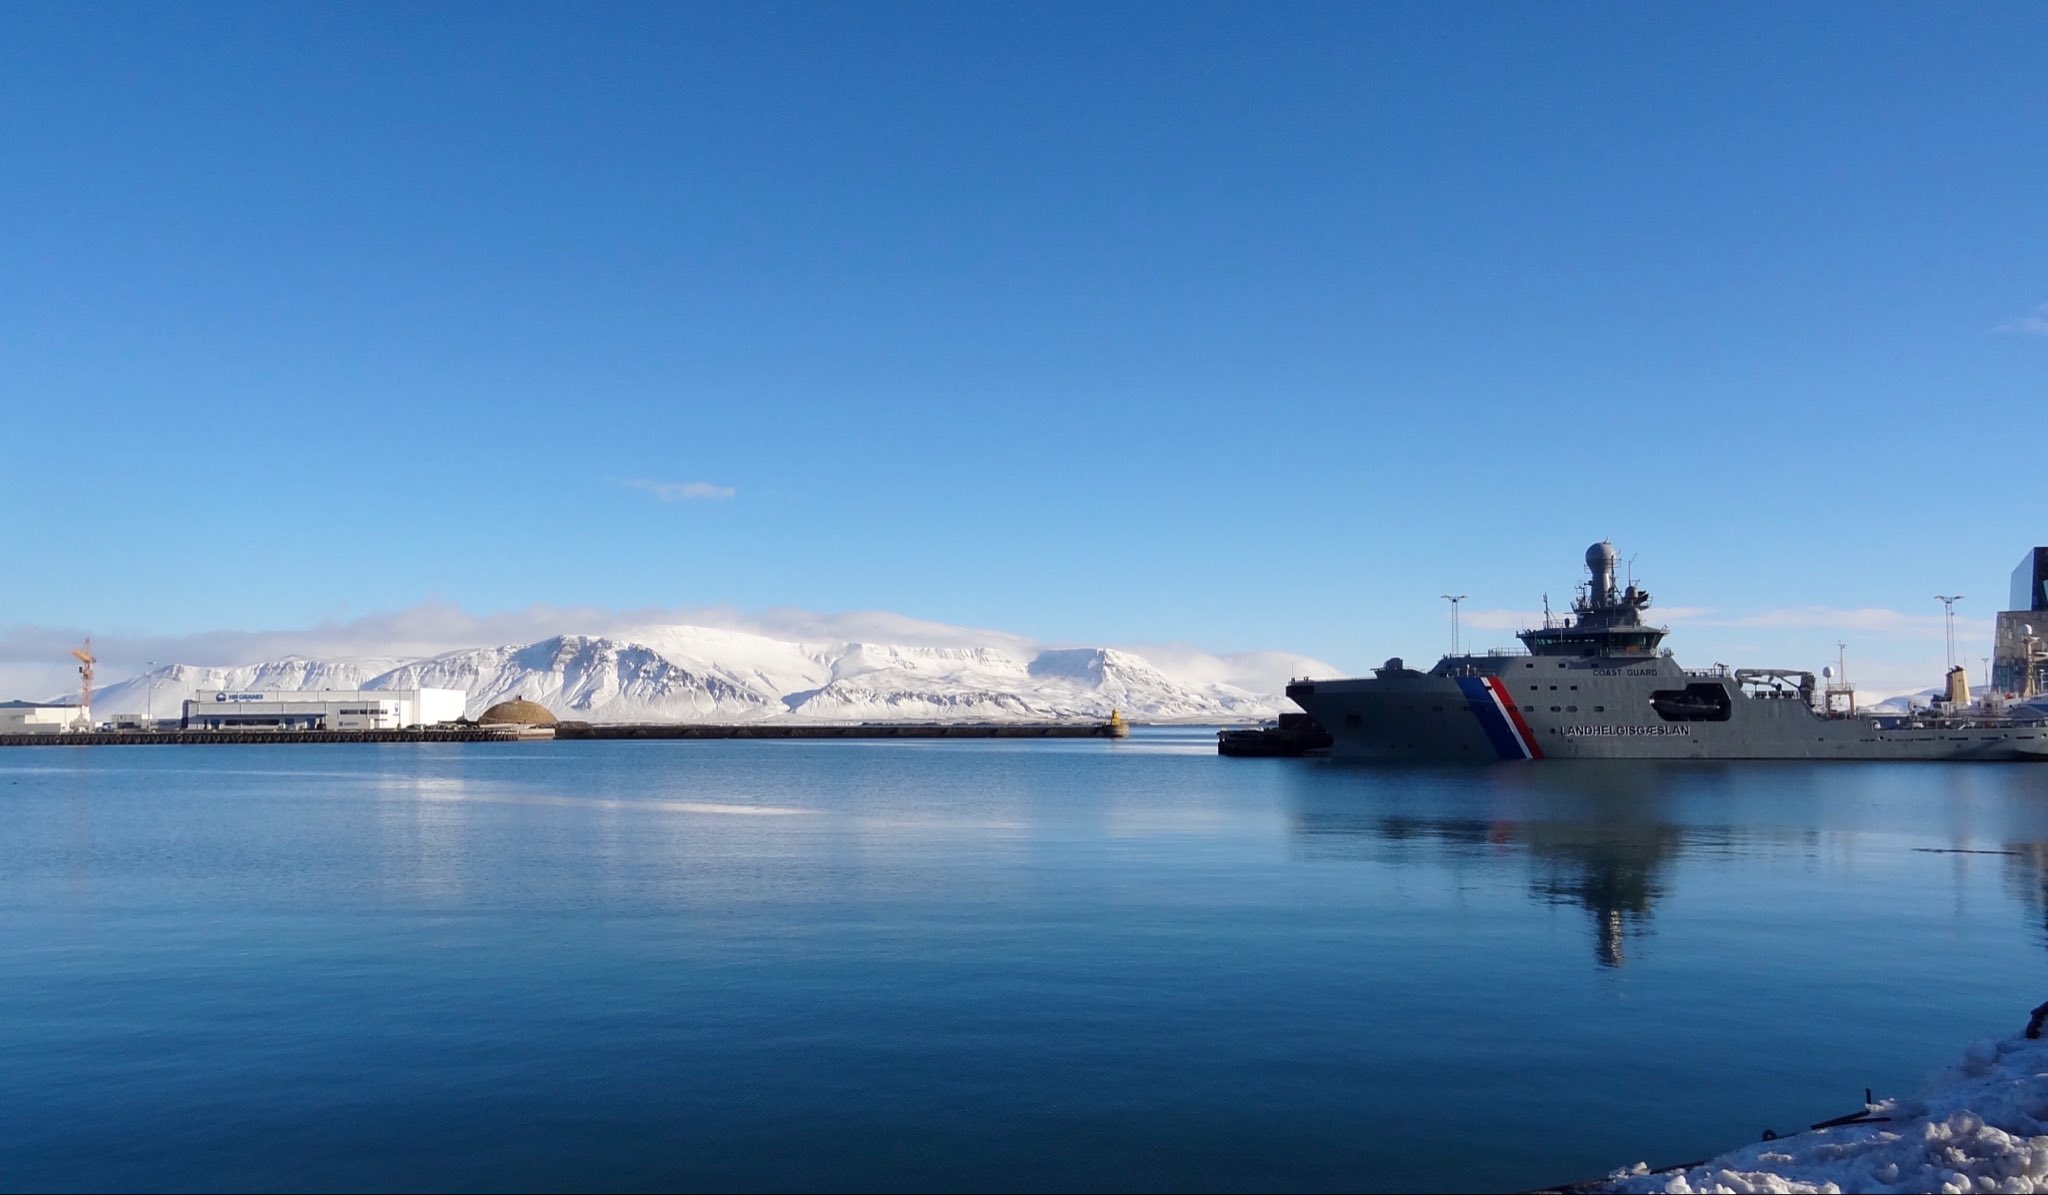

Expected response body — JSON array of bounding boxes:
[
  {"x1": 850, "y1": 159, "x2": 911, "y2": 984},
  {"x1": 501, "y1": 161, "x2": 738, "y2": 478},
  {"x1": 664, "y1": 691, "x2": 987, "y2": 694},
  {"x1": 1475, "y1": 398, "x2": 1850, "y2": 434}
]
[
  {"x1": 1934, "y1": 595, "x2": 1964, "y2": 671},
  {"x1": 1440, "y1": 594, "x2": 1468, "y2": 657}
]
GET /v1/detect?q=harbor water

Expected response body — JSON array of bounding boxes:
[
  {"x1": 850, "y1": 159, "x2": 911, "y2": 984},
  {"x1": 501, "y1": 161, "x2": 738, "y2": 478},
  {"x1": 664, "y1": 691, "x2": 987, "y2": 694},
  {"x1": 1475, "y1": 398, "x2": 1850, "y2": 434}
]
[{"x1": 4, "y1": 731, "x2": 2047, "y2": 1192}]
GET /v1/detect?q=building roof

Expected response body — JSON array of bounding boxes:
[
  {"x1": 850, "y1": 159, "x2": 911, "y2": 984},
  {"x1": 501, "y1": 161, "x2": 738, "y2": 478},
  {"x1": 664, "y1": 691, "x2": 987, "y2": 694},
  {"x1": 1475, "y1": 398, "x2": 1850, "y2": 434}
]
[{"x1": 1, "y1": 700, "x2": 80, "y2": 709}]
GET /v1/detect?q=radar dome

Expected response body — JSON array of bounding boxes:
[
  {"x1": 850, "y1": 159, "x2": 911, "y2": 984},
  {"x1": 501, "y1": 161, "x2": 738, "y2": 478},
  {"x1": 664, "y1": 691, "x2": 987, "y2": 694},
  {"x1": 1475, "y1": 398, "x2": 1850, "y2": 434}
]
[{"x1": 1584, "y1": 539, "x2": 1620, "y2": 601}]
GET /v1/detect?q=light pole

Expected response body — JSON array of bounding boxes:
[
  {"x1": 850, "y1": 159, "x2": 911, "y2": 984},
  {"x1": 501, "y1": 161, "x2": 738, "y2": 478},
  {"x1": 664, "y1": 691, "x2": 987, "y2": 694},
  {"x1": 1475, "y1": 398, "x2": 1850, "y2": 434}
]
[
  {"x1": 145, "y1": 661, "x2": 155, "y2": 730},
  {"x1": 1440, "y1": 594, "x2": 1467, "y2": 657},
  {"x1": 1935, "y1": 595, "x2": 1964, "y2": 672}
]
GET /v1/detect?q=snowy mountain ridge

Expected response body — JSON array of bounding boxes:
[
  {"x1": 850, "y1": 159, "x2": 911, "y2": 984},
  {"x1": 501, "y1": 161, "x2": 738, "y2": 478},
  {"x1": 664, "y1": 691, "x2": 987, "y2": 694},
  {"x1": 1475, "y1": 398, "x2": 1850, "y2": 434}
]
[{"x1": 84, "y1": 625, "x2": 1329, "y2": 724}]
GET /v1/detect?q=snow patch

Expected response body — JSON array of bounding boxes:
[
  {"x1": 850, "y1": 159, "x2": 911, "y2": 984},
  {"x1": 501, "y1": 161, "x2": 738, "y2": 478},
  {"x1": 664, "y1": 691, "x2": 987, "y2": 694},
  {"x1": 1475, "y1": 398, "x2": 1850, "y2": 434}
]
[{"x1": 1600, "y1": 1023, "x2": 2048, "y2": 1194}]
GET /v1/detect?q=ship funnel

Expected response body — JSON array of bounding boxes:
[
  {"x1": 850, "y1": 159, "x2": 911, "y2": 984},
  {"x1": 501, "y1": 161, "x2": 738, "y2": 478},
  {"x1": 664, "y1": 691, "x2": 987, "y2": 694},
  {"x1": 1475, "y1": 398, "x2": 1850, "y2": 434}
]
[{"x1": 1585, "y1": 540, "x2": 1618, "y2": 605}]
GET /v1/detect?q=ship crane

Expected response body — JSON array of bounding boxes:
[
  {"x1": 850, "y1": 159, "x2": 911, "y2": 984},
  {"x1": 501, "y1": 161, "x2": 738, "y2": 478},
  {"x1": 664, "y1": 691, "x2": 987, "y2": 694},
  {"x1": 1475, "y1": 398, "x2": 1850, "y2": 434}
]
[{"x1": 70, "y1": 639, "x2": 94, "y2": 732}]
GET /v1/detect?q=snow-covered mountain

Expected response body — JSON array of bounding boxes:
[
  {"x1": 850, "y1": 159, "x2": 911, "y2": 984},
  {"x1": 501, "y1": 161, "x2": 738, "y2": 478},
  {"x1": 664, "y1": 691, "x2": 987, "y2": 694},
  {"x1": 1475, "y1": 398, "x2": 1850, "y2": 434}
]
[{"x1": 84, "y1": 626, "x2": 1327, "y2": 724}]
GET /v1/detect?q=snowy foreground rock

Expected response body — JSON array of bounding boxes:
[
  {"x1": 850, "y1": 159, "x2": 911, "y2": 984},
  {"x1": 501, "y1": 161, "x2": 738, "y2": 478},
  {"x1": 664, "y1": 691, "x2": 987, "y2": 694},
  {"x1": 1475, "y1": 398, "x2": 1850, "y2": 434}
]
[
  {"x1": 1599, "y1": 1025, "x2": 2048, "y2": 1194},
  {"x1": 86, "y1": 625, "x2": 1331, "y2": 724}
]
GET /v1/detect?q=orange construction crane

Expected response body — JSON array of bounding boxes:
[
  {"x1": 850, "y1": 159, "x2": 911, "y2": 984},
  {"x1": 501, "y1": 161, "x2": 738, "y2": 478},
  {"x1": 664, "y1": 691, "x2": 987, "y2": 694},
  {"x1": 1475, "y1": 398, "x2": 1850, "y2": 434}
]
[{"x1": 71, "y1": 638, "x2": 95, "y2": 731}]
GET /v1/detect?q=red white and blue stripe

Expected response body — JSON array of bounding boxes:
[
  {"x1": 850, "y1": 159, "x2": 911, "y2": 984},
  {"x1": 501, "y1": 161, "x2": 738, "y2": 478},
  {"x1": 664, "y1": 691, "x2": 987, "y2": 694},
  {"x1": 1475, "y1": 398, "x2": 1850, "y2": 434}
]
[{"x1": 1455, "y1": 676, "x2": 1544, "y2": 760}]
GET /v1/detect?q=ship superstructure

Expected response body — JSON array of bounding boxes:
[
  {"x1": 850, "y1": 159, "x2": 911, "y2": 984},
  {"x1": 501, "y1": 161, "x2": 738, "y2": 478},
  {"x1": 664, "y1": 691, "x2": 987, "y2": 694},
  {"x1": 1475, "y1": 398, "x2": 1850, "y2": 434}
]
[{"x1": 1284, "y1": 542, "x2": 2048, "y2": 762}]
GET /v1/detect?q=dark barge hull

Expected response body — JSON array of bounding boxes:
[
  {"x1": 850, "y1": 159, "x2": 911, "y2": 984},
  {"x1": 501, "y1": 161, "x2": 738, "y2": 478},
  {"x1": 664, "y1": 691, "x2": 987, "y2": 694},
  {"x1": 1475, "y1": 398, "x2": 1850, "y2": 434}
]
[{"x1": 1217, "y1": 714, "x2": 1333, "y2": 757}]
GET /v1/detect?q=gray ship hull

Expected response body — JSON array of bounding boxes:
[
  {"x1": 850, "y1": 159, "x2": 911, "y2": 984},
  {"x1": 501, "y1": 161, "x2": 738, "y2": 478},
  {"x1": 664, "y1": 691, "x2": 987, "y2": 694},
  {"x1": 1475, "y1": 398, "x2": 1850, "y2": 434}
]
[{"x1": 1286, "y1": 655, "x2": 2048, "y2": 762}]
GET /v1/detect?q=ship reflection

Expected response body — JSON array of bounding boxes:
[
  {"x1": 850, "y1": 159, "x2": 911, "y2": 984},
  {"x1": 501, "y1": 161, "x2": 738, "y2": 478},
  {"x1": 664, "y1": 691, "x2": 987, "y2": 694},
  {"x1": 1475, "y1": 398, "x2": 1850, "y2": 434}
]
[
  {"x1": 1523, "y1": 818, "x2": 1673, "y2": 968},
  {"x1": 2002, "y1": 843, "x2": 2048, "y2": 952},
  {"x1": 1287, "y1": 764, "x2": 1701, "y2": 968}
]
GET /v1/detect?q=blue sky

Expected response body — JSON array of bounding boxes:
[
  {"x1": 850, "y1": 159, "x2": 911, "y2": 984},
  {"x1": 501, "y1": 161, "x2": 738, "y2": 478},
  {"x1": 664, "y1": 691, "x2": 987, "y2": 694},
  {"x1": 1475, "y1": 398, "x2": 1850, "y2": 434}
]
[{"x1": 3, "y1": 2, "x2": 2044, "y2": 692}]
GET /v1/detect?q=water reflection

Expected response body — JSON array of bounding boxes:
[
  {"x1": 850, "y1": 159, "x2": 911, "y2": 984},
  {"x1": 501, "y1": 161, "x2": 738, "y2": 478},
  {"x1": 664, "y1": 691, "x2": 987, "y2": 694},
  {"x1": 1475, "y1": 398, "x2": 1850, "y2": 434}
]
[
  {"x1": 1285, "y1": 763, "x2": 1772, "y2": 968},
  {"x1": 1524, "y1": 819, "x2": 1675, "y2": 967},
  {"x1": 2002, "y1": 844, "x2": 2048, "y2": 953}
]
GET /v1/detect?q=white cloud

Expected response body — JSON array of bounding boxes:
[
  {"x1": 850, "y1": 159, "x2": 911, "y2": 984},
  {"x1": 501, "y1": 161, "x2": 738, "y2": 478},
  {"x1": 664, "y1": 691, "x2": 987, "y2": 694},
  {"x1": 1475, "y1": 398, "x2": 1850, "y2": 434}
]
[
  {"x1": 618, "y1": 478, "x2": 736, "y2": 502},
  {"x1": 1993, "y1": 303, "x2": 2048, "y2": 337},
  {"x1": 1115, "y1": 643, "x2": 1342, "y2": 693},
  {"x1": 1452, "y1": 603, "x2": 1978, "y2": 640},
  {"x1": 1456, "y1": 605, "x2": 1718, "y2": 633},
  {"x1": 1459, "y1": 608, "x2": 1540, "y2": 632},
  {"x1": 1645, "y1": 606, "x2": 1717, "y2": 622},
  {"x1": 1700, "y1": 606, "x2": 1990, "y2": 638}
]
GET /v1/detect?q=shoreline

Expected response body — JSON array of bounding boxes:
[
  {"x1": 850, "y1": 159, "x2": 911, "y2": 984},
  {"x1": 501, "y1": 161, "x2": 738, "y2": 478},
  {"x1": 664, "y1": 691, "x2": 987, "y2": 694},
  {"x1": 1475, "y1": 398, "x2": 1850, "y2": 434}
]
[{"x1": 0, "y1": 718, "x2": 1139, "y2": 747}]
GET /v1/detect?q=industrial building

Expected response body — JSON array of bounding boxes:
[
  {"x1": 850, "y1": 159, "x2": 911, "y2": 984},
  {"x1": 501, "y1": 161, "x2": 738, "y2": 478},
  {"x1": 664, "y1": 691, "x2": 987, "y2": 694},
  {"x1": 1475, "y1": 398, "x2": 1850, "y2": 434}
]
[
  {"x1": 181, "y1": 688, "x2": 467, "y2": 732},
  {"x1": 0, "y1": 701, "x2": 89, "y2": 734},
  {"x1": 1993, "y1": 547, "x2": 2048, "y2": 697}
]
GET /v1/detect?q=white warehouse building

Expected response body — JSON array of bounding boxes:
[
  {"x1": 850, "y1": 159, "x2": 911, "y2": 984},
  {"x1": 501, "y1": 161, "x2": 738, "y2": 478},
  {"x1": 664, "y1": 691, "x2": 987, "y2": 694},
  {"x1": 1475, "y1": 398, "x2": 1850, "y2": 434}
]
[
  {"x1": 182, "y1": 688, "x2": 468, "y2": 731},
  {"x1": 1, "y1": 701, "x2": 89, "y2": 735}
]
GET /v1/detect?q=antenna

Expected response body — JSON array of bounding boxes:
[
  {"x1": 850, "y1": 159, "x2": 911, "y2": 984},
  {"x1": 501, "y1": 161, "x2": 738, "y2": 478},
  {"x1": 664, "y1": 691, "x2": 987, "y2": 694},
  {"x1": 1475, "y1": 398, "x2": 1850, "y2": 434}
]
[{"x1": 1819, "y1": 641, "x2": 1857, "y2": 716}]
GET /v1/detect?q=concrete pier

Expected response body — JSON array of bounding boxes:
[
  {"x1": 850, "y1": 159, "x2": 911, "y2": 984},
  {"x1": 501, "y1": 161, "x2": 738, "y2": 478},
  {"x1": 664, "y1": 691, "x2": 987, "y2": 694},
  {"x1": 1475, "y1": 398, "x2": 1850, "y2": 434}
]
[
  {"x1": 0, "y1": 720, "x2": 1130, "y2": 747},
  {"x1": 0, "y1": 727, "x2": 527, "y2": 747},
  {"x1": 553, "y1": 721, "x2": 1128, "y2": 740}
]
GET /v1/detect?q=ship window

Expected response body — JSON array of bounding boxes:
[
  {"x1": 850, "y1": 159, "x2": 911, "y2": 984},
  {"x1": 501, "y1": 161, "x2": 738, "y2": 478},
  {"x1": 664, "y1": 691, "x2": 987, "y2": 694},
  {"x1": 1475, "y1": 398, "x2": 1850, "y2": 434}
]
[
  {"x1": 1649, "y1": 683, "x2": 1733, "y2": 722},
  {"x1": 1523, "y1": 705, "x2": 1533, "y2": 712},
  {"x1": 1431, "y1": 706, "x2": 1443, "y2": 712},
  {"x1": 1594, "y1": 705, "x2": 1605, "y2": 712},
  {"x1": 1567, "y1": 705, "x2": 1578, "y2": 712},
  {"x1": 1550, "y1": 706, "x2": 1561, "y2": 712},
  {"x1": 1569, "y1": 685, "x2": 1578, "y2": 690}
]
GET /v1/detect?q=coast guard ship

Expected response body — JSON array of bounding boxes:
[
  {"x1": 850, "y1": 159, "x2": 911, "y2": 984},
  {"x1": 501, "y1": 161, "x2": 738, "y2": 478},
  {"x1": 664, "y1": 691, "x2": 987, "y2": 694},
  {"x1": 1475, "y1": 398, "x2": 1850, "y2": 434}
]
[{"x1": 1285, "y1": 542, "x2": 2048, "y2": 762}]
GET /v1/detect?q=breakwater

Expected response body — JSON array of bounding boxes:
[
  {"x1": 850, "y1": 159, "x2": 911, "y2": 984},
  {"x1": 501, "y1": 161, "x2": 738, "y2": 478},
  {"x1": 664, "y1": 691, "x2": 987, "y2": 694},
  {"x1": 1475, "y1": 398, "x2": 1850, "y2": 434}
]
[
  {"x1": 0, "y1": 728, "x2": 527, "y2": 747},
  {"x1": 1, "y1": 720, "x2": 1131, "y2": 747},
  {"x1": 553, "y1": 721, "x2": 1128, "y2": 740}
]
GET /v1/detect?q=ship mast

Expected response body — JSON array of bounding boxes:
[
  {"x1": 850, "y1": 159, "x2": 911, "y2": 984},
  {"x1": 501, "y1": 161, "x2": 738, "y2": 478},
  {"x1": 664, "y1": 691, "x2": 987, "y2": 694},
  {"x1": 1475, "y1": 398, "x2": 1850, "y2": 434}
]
[
  {"x1": 1519, "y1": 541, "x2": 1667, "y2": 658},
  {"x1": 1822, "y1": 641, "x2": 1856, "y2": 716}
]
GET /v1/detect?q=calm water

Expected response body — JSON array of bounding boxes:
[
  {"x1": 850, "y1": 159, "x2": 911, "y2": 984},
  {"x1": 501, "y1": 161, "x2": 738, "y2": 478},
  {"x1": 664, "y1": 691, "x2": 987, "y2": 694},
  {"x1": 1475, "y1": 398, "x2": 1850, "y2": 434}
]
[{"x1": 5, "y1": 731, "x2": 2048, "y2": 1192}]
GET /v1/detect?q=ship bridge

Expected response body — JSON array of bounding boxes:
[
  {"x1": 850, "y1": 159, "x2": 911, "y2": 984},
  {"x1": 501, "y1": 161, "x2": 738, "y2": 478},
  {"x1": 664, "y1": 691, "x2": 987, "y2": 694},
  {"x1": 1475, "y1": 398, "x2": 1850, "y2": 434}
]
[{"x1": 1516, "y1": 541, "x2": 1669, "y2": 658}]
